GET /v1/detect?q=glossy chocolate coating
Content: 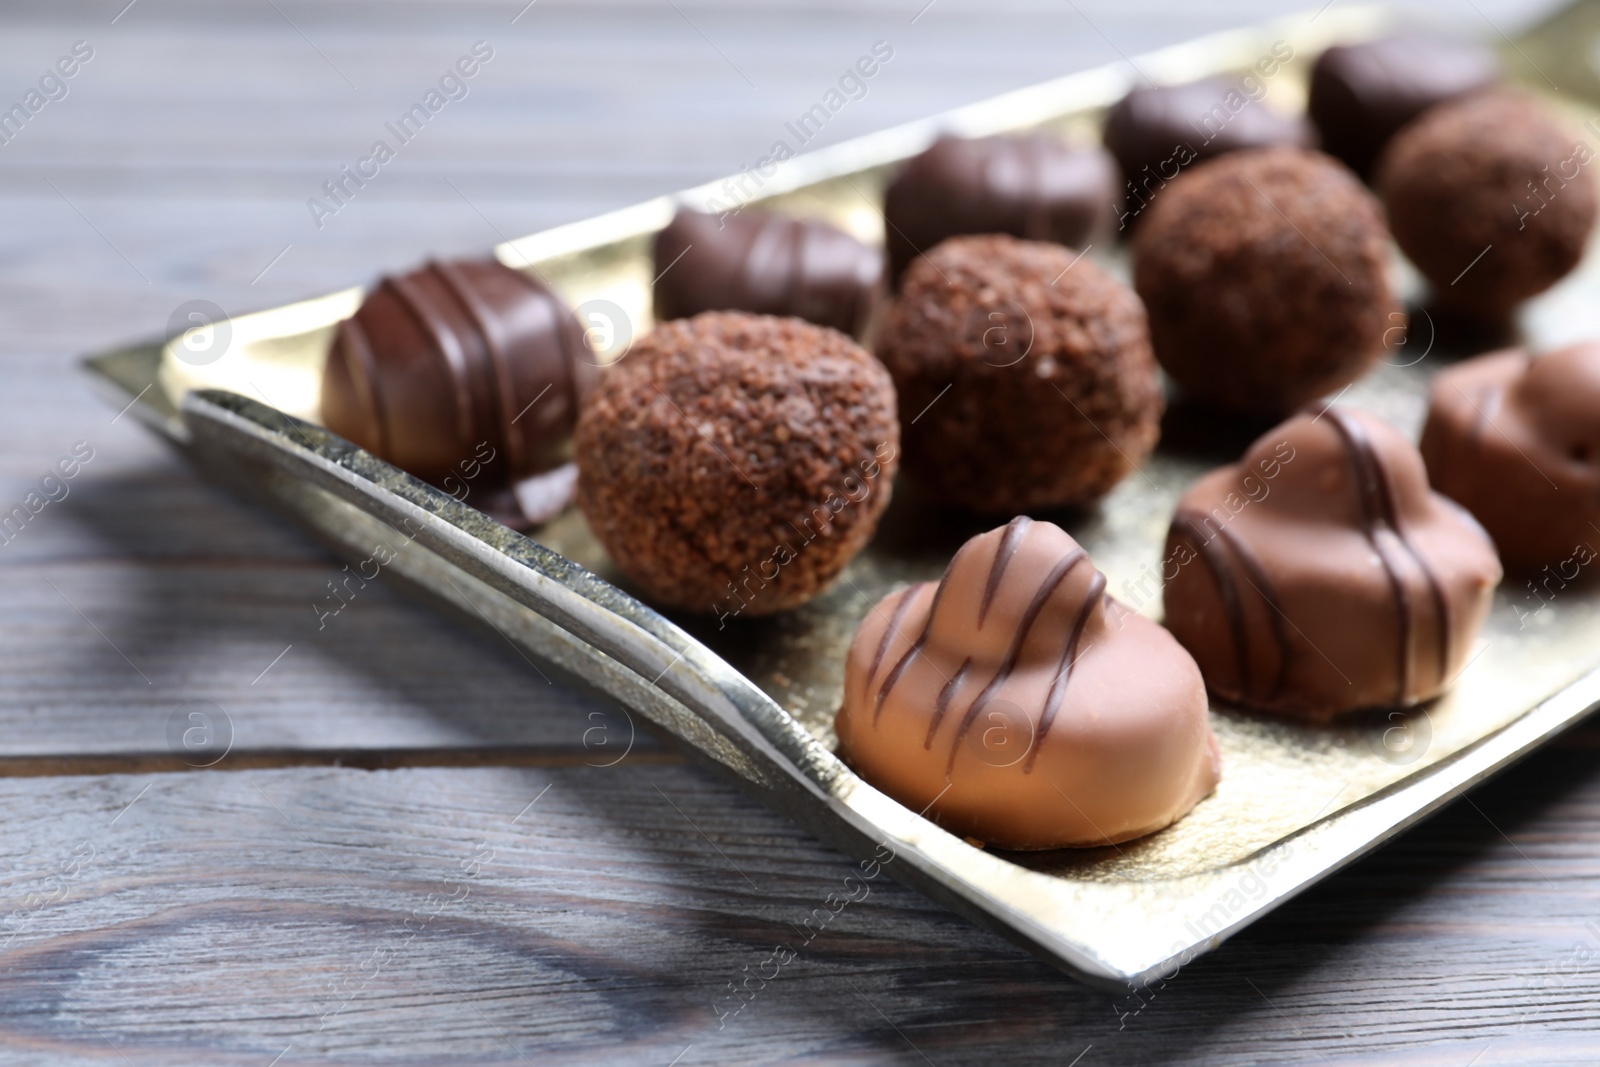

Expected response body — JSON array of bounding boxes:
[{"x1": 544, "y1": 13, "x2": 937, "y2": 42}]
[
  {"x1": 1164, "y1": 408, "x2": 1501, "y2": 720},
  {"x1": 1102, "y1": 77, "x2": 1313, "y2": 222},
  {"x1": 1421, "y1": 342, "x2": 1600, "y2": 571},
  {"x1": 836, "y1": 517, "x2": 1221, "y2": 850},
  {"x1": 881, "y1": 134, "x2": 1118, "y2": 285},
  {"x1": 322, "y1": 259, "x2": 595, "y2": 490},
  {"x1": 653, "y1": 209, "x2": 882, "y2": 337},
  {"x1": 1309, "y1": 33, "x2": 1499, "y2": 179}
]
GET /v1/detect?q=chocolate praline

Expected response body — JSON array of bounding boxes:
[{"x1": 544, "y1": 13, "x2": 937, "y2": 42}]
[
  {"x1": 1378, "y1": 90, "x2": 1597, "y2": 320},
  {"x1": 575, "y1": 311, "x2": 899, "y2": 616},
  {"x1": 1421, "y1": 341, "x2": 1600, "y2": 571},
  {"x1": 1102, "y1": 75, "x2": 1313, "y2": 227},
  {"x1": 1308, "y1": 33, "x2": 1499, "y2": 180},
  {"x1": 836, "y1": 517, "x2": 1221, "y2": 850},
  {"x1": 653, "y1": 208, "x2": 883, "y2": 337},
  {"x1": 875, "y1": 234, "x2": 1162, "y2": 514},
  {"x1": 1133, "y1": 147, "x2": 1397, "y2": 417},
  {"x1": 881, "y1": 134, "x2": 1118, "y2": 285},
  {"x1": 322, "y1": 258, "x2": 594, "y2": 489},
  {"x1": 1163, "y1": 408, "x2": 1501, "y2": 721}
]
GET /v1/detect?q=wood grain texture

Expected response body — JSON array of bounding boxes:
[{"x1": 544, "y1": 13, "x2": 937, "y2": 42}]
[{"x1": 0, "y1": 0, "x2": 1596, "y2": 1062}]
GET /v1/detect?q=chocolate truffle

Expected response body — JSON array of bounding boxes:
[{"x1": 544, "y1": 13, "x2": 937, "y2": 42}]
[
  {"x1": 322, "y1": 258, "x2": 595, "y2": 489},
  {"x1": 881, "y1": 134, "x2": 1118, "y2": 285},
  {"x1": 1421, "y1": 341, "x2": 1600, "y2": 571},
  {"x1": 1164, "y1": 408, "x2": 1501, "y2": 720},
  {"x1": 1309, "y1": 33, "x2": 1499, "y2": 180},
  {"x1": 1103, "y1": 74, "x2": 1313, "y2": 228},
  {"x1": 836, "y1": 517, "x2": 1221, "y2": 850},
  {"x1": 1378, "y1": 90, "x2": 1597, "y2": 320},
  {"x1": 1133, "y1": 147, "x2": 1397, "y2": 417},
  {"x1": 575, "y1": 311, "x2": 898, "y2": 616},
  {"x1": 875, "y1": 234, "x2": 1161, "y2": 513},
  {"x1": 653, "y1": 208, "x2": 882, "y2": 337}
]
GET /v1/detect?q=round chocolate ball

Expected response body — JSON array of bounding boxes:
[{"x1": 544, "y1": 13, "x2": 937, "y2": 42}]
[
  {"x1": 1133, "y1": 147, "x2": 1397, "y2": 417},
  {"x1": 322, "y1": 258, "x2": 594, "y2": 488},
  {"x1": 575, "y1": 311, "x2": 899, "y2": 616},
  {"x1": 1378, "y1": 90, "x2": 1597, "y2": 319},
  {"x1": 874, "y1": 234, "x2": 1162, "y2": 514}
]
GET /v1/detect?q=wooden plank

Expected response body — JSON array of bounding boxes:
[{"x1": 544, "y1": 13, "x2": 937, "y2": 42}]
[{"x1": 0, "y1": 739, "x2": 1596, "y2": 1065}]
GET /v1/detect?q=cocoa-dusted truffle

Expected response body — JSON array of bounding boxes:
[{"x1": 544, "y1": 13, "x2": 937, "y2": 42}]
[
  {"x1": 1309, "y1": 33, "x2": 1499, "y2": 180},
  {"x1": 1378, "y1": 90, "x2": 1597, "y2": 320},
  {"x1": 322, "y1": 258, "x2": 594, "y2": 488},
  {"x1": 1133, "y1": 147, "x2": 1397, "y2": 417},
  {"x1": 881, "y1": 134, "x2": 1118, "y2": 285},
  {"x1": 836, "y1": 517, "x2": 1221, "y2": 849},
  {"x1": 653, "y1": 208, "x2": 882, "y2": 337},
  {"x1": 575, "y1": 311, "x2": 898, "y2": 617},
  {"x1": 1164, "y1": 408, "x2": 1501, "y2": 721},
  {"x1": 1421, "y1": 341, "x2": 1600, "y2": 571},
  {"x1": 875, "y1": 234, "x2": 1161, "y2": 513},
  {"x1": 1103, "y1": 73, "x2": 1312, "y2": 227}
]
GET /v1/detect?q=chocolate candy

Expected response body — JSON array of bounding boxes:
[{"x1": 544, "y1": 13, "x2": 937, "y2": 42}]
[
  {"x1": 1163, "y1": 408, "x2": 1501, "y2": 720},
  {"x1": 1309, "y1": 33, "x2": 1499, "y2": 180},
  {"x1": 576, "y1": 311, "x2": 899, "y2": 617},
  {"x1": 322, "y1": 258, "x2": 595, "y2": 490},
  {"x1": 836, "y1": 517, "x2": 1221, "y2": 850},
  {"x1": 1133, "y1": 147, "x2": 1397, "y2": 417},
  {"x1": 876, "y1": 234, "x2": 1161, "y2": 513},
  {"x1": 1421, "y1": 342, "x2": 1600, "y2": 571},
  {"x1": 881, "y1": 134, "x2": 1117, "y2": 285},
  {"x1": 1378, "y1": 90, "x2": 1597, "y2": 320},
  {"x1": 1103, "y1": 75, "x2": 1313, "y2": 229},
  {"x1": 653, "y1": 209, "x2": 882, "y2": 337}
]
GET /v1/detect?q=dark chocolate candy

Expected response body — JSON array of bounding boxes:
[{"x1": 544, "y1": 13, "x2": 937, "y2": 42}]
[
  {"x1": 1422, "y1": 342, "x2": 1600, "y2": 572},
  {"x1": 881, "y1": 134, "x2": 1117, "y2": 285},
  {"x1": 1309, "y1": 33, "x2": 1499, "y2": 179},
  {"x1": 652, "y1": 209, "x2": 882, "y2": 337},
  {"x1": 1102, "y1": 76, "x2": 1313, "y2": 229},
  {"x1": 1163, "y1": 407, "x2": 1500, "y2": 720},
  {"x1": 321, "y1": 258, "x2": 595, "y2": 490}
]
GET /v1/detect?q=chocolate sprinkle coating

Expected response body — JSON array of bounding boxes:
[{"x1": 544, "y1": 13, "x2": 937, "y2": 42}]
[
  {"x1": 1378, "y1": 90, "x2": 1597, "y2": 319},
  {"x1": 875, "y1": 234, "x2": 1162, "y2": 513},
  {"x1": 575, "y1": 311, "x2": 899, "y2": 616},
  {"x1": 1133, "y1": 147, "x2": 1397, "y2": 417}
]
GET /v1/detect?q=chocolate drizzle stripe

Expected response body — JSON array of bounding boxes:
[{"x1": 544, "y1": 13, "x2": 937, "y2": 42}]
[
  {"x1": 864, "y1": 586, "x2": 919, "y2": 710},
  {"x1": 1213, "y1": 522, "x2": 1293, "y2": 700},
  {"x1": 926, "y1": 657, "x2": 973, "y2": 749},
  {"x1": 386, "y1": 273, "x2": 478, "y2": 447},
  {"x1": 945, "y1": 548, "x2": 1088, "y2": 776},
  {"x1": 874, "y1": 541, "x2": 975, "y2": 725},
  {"x1": 1173, "y1": 510, "x2": 1261, "y2": 701},
  {"x1": 334, "y1": 317, "x2": 390, "y2": 459},
  {"x1": 979, "y1": 516, "x2": 1032, "y2": 628},
  {"x1": 1323, "y1": 409, "x2": 1452, "y2": 697},
  {"x1": 1021, "y1": 569, "x2": 1106, "y2": 774},
  {"x1": 432, "y1": 260, "x2": 525, "y2": 475}
]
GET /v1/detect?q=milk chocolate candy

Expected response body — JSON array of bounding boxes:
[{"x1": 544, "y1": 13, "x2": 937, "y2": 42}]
[
  {"x1": 652, "y1": 209, "x2": 882, "y2": 337},
  {"x1": 1309, "y1": 33, "x2": 1499, "y2": 179},
  {"x1": 1103, "y1": 76, "x2": 1313, "y2": 228},
  {"x1": 1164, "y1": 408, "x2": 1501, "y2": 720},
  {"x1": 836, "y1": 518, "x2": 1221, "y2": 850},
  {"x1": 1422, "y1": 342, "x2": 1600, "y2": 572},
  {"x1": 881, "y1": 134, "x2": 1118, "y2": 285},
  {"x1": 322, "y1": 259, "x2": 595, "y2": 493}
]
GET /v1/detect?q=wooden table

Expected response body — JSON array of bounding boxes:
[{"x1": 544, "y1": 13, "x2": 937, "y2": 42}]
[{"x1": 2, "y1": 1, "x2": 1596, "y2": 1062}]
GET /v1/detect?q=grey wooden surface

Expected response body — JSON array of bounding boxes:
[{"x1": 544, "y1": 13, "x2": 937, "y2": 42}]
[{"x1": 2, "y1": 0, "x2": 1597, "y2": 1063}]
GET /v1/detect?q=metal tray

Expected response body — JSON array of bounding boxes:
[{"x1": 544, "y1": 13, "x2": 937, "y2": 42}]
[{"x1": 83, "y1": 2, "x2": 1600, "y2": 990}]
